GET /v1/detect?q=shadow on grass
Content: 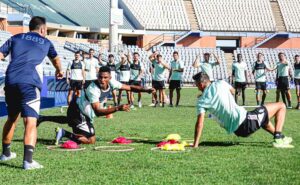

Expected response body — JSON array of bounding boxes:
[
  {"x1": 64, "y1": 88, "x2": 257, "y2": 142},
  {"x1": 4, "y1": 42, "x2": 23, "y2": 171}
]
[
  {"x1": 0, "y1": 162, "x2": 22, "y2": 169},
  {"x1": 12, "y1": 139, "x2": 55, "y2": 145},
  {"x1": 200, "y1": 141, "x2": 238, "y2": 147},
  {"x1": 200, "y1": 141, "x2": 270, "y2": 147}
]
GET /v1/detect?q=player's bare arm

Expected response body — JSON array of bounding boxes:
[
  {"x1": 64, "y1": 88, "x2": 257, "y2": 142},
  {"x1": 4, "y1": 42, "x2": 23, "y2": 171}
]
[
  {"x1": 91, "y1": 102, "x2": 130, "y2": 117},
  {"x1": 192, "y1": 55, "x2": 201, "y2": 68},
  {"x1": 50, "y1": 56, "x2": 63, "y2": 79},
  {"x1": 193, "y1": 113, "x2": 205, "y2": 148}
]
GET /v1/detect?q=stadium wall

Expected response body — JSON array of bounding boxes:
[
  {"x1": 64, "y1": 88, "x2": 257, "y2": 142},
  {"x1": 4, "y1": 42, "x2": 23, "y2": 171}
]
[
  {"x1": 177, "y1": 36, "x2": 216, "y2": 48},
  {"x1": 260, "y1": 38, "x2": 300, "y2": 48},
  {"x1": 7, "y1": 25, "x2": 28, "y2": 35}
]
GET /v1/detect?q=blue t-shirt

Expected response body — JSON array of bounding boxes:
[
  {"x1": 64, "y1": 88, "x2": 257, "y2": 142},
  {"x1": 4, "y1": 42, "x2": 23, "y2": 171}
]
[{"x1": 0, "y1": 32, "x2": 58, "y2": 89}]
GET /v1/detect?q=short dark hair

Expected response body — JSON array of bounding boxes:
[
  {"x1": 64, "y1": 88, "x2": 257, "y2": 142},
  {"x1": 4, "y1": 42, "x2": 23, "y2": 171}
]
[
  {"x1": 157, "y1": 54, "x2": 162, "y2": 58},
  {"x1": 192, "y1": 72, "x2": 210, "y2": 83},
  {"x1": 173, "y1": 51, "x2": 178, "y2": 55},
  {"x1": 295, "y1": 55, "x2": 299, "y2": 58},
  {"x1": 108, "y1": 54, "x2": 114, "y2": 58},
  {"x1": 133, "y1": 52, "x2": 139, "y2": 56},
  {"x1": 278, "y1": 52, "x2": 285, "y2": 57},
  {"x1": 257, "y1": 52, "x2": 264, "y2": 56},
  {"x1": 204, "y1": 53, "x2": 210, "y2": 56},
  {"x1": 89, "y1": 48, "x2": 94, "y2": 53},
  {"x1": 75, "y1": 51, "x2": 81, "y2": 55},
  {"x1": 99, "y1": 66, "x2": 111, "y2": 74},
  {"x1": 237, "y1": 53, "x2": 242, "y2": 57},
  {"x1": 29, "y1": 16, "x2": 46, "y2": 31}
]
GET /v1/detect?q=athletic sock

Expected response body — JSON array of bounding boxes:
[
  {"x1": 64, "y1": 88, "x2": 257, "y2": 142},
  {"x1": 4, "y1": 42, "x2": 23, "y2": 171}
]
[
  {"x1": 274, "y1": 132, "x2": 284, "y2": 139},
  {"x1": 2, "y1": 143, "x2": 11, "y2": 157},
  {"x1": 64, "y1": 130, "x2": 80, "y2": 143},
  {"x1": 288, "y1": 100, "x2": 292, "y2": 107},
  {"x1": 39, "y1": 116, "x2": 68, "y2": 125},
  {"x1": 257, "y1": 101, "x2": 260, "y2": 106},
  {"x1": 24, "y1": 145, "x2": 34, "y2": 163}
]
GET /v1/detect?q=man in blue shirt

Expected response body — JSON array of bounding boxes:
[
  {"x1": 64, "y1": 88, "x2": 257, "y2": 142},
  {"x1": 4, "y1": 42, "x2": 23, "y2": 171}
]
[{"x1": 0, "y1": 16, "x2": 63, "y2": 170}]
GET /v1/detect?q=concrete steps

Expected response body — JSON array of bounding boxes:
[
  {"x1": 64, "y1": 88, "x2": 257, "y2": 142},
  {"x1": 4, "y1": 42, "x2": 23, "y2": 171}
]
[{"x1": 183, "y1": 0, "x2": 199, "y2": 30}]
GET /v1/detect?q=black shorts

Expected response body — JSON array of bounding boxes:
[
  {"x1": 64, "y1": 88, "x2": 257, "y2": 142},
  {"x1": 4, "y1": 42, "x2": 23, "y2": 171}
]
[
  {"x1": 255, "y1": 82, "x2": 267, "y2": 90},
  {"x1": 120, "y1": 81, "x2": 129, "y2": 85},
  {"x1": 277, "y1": 76, "x2": 289, "y2": 90},
  {"x1": 169, "y1": 80, "x2": 182, "y2": 90},
  {"x1": 234, "y1": 82, "x2": 247, "y2": 89},
  {"x1": 294, "y1": 78, "x2": 300, "y2": 86},
  {"x1": 67, "y1": 101, "x2": 95, "y2": 138},
  {"x1": 129, "y1": 80, "x2": 141, "y2": 86},
  {"x1": 152, "y1": 80, "x2": 165, "y2": 90},
  {"x1": 234, "y1": 106, "x2": 269, "y2": 137},
  {"x1": 84, "y1": 80, "x2": 97, "y2": 89},
  {"x1": 70, "y1": 80, "x2": 83, "y2": 90}
]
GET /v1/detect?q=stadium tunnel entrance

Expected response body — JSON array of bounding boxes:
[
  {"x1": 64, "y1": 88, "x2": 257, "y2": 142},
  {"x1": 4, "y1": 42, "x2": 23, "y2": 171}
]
[{"x1": 216, "y1": 38, "x2": 240, "y2": 53}]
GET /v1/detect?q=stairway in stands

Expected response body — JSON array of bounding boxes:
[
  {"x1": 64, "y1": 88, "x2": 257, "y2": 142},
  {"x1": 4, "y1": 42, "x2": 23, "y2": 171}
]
[
  {"x1": 183, "y1": 0, "x2": 199, "y2": 30},
  {"x1": 224, "y1": 53, "x2": 234, "y2": 78},
  {"x1": 270, "y1": 1, "x2": 286, "y2": 32}
]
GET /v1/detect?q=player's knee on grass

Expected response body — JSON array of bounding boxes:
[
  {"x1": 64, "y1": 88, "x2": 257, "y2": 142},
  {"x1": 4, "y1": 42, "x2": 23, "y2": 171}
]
[{"x1": 78, "y1": 135, "x2": 96, "y2": 144}]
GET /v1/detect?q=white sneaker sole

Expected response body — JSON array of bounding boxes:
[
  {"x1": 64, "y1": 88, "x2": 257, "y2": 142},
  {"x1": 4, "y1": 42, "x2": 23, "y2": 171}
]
[{"x1": 273, "y1": 144, "x2": 295, "y2": 148}]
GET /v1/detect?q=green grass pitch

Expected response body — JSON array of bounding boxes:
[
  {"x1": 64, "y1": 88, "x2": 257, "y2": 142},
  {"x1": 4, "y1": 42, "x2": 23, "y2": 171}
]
[{"x1": 0, "y1": 88, "x2": 299, "y2": 185}]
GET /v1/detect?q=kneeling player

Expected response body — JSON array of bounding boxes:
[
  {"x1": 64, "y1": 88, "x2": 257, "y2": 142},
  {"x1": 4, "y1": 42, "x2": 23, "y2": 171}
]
[
  {"x1": 192, "y1": 72, "x2": 293, "y2": 148},
  {"x1": 38, "y1": 67, "x2": 154, "y2": 144}
]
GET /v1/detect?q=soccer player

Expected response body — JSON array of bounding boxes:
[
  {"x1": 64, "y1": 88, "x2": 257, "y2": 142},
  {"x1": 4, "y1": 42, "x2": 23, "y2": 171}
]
[
  {"x1": 294, "y1": 55, "x2": 300, "y2": 109},
  {"x1": 149, "y1": 53, "x2": 169, "y2": 107},
  {"x1": 129, "y1": 52, "x2": 144, "y2": 108},
  {"x1": 66, "y1": 51, "x2": 85, "y2": 105},
  {"x1": 192, "y1": 72, "x2": 293, "y2": 149},
  {"x1": 168, "y1": 51, "x2": 184, "y2": 107},
  {"x1": 84, "y1": 48, "x2": 99, "y2": 89},
  {"x1": 106, "y1": 54, "x2": 118, "y2": 106},
  {"x1": 0, "y1": 16, "x2": 63, "y2": 170},
  {"x1": 38, "y1": 66, "x2": 154, "y2": 144},
  {"x1": 117, "y1": 53, "x2": 131, "y2": 105},
  {"x1": 252, "y1": 53, "x2": 275, "y2": 105},
  {"x1": 275, "y1": 53, "x2": 292, "y2": 108},
  {"x1": 232, "y1": 54, "x2": 248, "y2": 105},
  {"x1": 192, "y1": 52, "x2": 220, "y2": 82}
]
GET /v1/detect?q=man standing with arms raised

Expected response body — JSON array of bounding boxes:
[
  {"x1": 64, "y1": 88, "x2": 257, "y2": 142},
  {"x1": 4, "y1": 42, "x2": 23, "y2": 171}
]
[{"x1": 0, "y1": 16, "x2": 63, "y2": 170}]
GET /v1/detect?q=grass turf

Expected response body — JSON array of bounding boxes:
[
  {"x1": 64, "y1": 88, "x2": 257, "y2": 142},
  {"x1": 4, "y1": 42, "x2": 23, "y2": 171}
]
[{"x1": 0, "y1": 88, "x2": 299, "y2": 185}]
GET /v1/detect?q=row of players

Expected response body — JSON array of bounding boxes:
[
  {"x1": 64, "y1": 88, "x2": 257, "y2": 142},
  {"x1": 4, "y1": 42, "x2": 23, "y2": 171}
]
[
  {"x1": 66, "y1": 48, "x2": 300, "y2": 109},
  {"x1": 66, "y1": 49, "x2": 187, "y2": 108}
]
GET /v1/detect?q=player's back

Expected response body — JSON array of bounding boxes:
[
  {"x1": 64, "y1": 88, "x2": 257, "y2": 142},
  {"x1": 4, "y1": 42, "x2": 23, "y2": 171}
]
[{"x1": 3, "y1": 32, "x2": 56, "y2": 89}]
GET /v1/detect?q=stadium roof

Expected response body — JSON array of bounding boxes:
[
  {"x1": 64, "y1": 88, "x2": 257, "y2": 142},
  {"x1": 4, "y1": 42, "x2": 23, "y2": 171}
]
[{"x1": 1, "y1": 0, "x2": 136, "y2": 30}]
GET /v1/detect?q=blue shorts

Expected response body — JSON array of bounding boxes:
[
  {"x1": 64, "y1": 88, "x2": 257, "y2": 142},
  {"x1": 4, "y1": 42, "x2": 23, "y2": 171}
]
[{"x1": 4, "y1": 84, "x2": 40, "y2": 118}]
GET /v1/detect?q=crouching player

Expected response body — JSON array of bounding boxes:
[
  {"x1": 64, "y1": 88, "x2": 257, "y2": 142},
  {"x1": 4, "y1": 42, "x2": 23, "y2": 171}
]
[
  {"x1": 192, "y1": 72, "x2": 293, "y2": 148},
  {"x1": 38, "y1": 66, "x2": 154, "y2": 144}
]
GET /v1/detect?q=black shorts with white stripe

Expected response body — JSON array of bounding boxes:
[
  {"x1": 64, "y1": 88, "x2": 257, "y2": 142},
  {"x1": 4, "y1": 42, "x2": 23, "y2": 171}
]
[{"x1": 234, "y1": 106, "x2": 269, "y2": 137}]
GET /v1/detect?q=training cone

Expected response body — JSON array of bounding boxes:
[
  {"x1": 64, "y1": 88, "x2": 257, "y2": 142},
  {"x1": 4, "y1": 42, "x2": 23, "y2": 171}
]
[{"x1": 106, "y1": 106, "x2": 113, "y2": 119}]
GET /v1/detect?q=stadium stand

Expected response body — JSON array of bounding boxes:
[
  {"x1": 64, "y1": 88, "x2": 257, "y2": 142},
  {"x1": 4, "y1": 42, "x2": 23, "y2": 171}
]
[
  {"x1": 192, "y1": 0, "x2": 276, "y2": 32},
  {"x1": 0, "y1": 31, "x2": 11, "y2": 74},
  {"x1": 122, "y1": 0, "x2": 190, "y2": 30},
  {"x1": 235, "y1": 48, "x2": 300, "y2": 83},
  {"x1": 277, "y1": 0, "x2": 300, "y2": 32}
]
